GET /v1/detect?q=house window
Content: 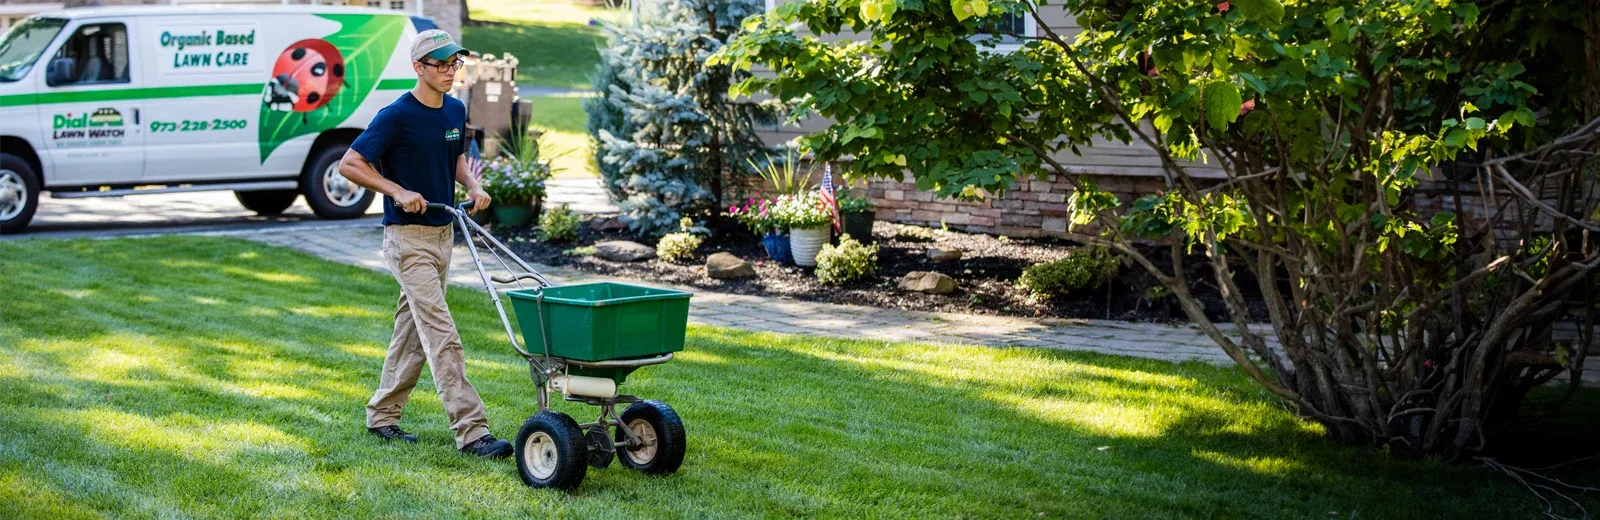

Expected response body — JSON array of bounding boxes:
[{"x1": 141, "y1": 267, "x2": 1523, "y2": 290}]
[
  {"x1": 389, "y1": 1, "x2": 406, "y2": 11},
  {"x1": 973, "y1": 12, "x2": 1034, "y2": 52}
]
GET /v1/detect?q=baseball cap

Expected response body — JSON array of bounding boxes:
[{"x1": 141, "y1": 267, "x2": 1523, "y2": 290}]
[{"x1": 411, "y1": 29, "x2": 470, "y2": 62}]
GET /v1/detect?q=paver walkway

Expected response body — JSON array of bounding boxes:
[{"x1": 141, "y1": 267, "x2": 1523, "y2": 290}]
[
  {"x1": 236, "y1": 224, "x2": 1596, "y2": 385},
  {"x1": 242, "y1": 224, "x2": 1250, "y2": 364},
  {"x1": 544, "y1": 175, "x2": 619, "y2": 214}
]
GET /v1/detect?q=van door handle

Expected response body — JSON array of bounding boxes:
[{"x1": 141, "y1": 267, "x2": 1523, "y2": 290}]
[{"x1": 134, "y1": 109, "x2": 140, "y2": 124}]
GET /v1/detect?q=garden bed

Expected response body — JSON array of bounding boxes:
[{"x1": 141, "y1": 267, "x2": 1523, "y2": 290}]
[{"x1": 494, "y1": 215, "x2": 1272, "y2": 322}]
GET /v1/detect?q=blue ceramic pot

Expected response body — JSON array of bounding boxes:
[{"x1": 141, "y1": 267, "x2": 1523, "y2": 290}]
[{"x1": 761, "y1": 230, "x2": 793, "y2": 264}]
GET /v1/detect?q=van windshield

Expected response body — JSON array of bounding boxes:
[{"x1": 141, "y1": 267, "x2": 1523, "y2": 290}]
[{"x1": 0, "y1": 17, "x2": 68, "y2": 82}]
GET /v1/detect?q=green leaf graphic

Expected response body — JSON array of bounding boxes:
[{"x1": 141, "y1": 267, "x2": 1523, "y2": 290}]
[{"x1": 258, "y1": 14, "x2": 405, "y2": 163}]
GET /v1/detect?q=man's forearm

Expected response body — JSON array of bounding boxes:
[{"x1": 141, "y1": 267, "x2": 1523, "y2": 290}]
[{"x1": 455, "y1": 156, "x2": 480, "y2": 191}]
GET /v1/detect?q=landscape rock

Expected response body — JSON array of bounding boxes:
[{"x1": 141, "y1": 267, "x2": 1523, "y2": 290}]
[
  {"x1": 594, "y1": 241, "x2": 656, "y2": 262},
  {"x1": 926, "y1": 247, "x2": 963, "y2": 262},
  {"x1": 705, "y1": 252, "x2": 757, "y2": 279},
  {"x1": 589, "y1": 216, "x2": 627, "y2": 232},
  {"x1": 899, "y1": 271, "x2": 956, "y2": 294}
]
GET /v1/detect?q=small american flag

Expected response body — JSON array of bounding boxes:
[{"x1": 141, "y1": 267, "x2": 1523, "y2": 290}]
[
  {"x1": 820, "y1": 163, "x2": 841, "y2": 233},
  {"x1": 465, "y1": 139, "x2": 486, "y2": 189}
]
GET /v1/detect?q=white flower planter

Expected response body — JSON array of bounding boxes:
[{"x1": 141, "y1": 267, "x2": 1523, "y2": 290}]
[{"x1": 789, "y1": 225, "x2": 831, "y2": 267}]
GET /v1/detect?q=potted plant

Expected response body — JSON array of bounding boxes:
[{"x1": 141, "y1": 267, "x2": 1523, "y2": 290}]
[
  {"x1": 836, "y1": 187, "x2": 875, "y2": 244},
  {"x1": 773, "y1": 191, "x2": 832, "y2": 267},
  {"x1": 728, "y1": 197, "x2": 790, "y2": 263},
  {"x1": 481, "y1": 157, "x2": 548, "y2": 228},
  {"x1": 481, "y1": 126, "x2": 552, "y2": 228}
]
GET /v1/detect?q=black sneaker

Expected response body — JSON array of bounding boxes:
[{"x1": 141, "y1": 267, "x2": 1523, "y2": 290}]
[
  {"x1": 368, "y1": 425, "x2": 418, "y2": 443},
  {"x1": 460, "y1": 434, "x2": 513, "y2": 459}
]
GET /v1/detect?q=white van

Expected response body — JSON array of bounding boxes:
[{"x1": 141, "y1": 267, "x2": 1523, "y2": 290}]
[{"x1": 0, "y1": 5, "x2": 437, "y2": 233}]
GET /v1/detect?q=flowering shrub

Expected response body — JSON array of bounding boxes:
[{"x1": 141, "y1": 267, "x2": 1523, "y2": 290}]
[
  {"x1": 727, "y1": 197, "x2": 782, "y2": 234},
  {"x1": 481, "y1": 158, "x2": 549, "y2": 205}
]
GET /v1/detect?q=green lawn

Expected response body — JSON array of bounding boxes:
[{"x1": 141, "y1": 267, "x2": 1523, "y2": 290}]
[
  {"x1": 462, "y1": 0, "x2": 606, "y2": 176},
  {"x1": 463, "y1": 0, "x2": 624, "y2": 90},
  {"x1": 524, "y1": 94, "x2": 597, "y2": 178},
  {"x1": 1, "y1": 237, "x2": 1594, "y2": 518}
]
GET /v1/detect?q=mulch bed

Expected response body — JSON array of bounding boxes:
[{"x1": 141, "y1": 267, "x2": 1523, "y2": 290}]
[{"x1": 491, "y1": 215, "x2": 1270, "y2": 323}]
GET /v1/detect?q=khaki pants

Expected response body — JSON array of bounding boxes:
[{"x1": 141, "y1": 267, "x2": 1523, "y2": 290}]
[{"x1": 365, "y1": 224, "x2": 490, "y2": 449}]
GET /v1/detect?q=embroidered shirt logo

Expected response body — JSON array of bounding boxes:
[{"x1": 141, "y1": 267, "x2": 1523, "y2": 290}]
[{"x1": 444, "y1": 128, "x2": 460, "y2": 141}]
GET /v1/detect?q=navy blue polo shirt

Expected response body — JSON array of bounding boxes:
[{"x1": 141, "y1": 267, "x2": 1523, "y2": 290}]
[{"x1": 351, "y1": 91, "x2": 466, "y2": 226}]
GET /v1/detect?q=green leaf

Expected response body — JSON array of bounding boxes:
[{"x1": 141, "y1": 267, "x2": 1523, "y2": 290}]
[
  {"x1": 1154, "y1": 113, "x2": 1175, "y2": 134},
  {"x1": 1465, "y1": 117, "x2": 1486, "y2": 130},
  {"x1": 1515, "y1": 106, "x2": 1536, "y2": 126},
  {"x1": 258, "y1": 14, "x2": 405, "y2": 163},
  {"x1": 1239, "y1": 73, "x2": 1268, "y2": 94},
  {"x1": 861, "y1": 0, "x2": 884, "y2": 21},
  {"x1": 1204, "y1": 81, "x2": 1243, "y2": 132},
  {"x1": 1323, "y1": 7, "x2": 1344, "y2": 24},
  {"x1": 1443, "y1": 129, "x2": 1467, "y2": 147},
  {"x1": 1234, "y1": 0, "x2": 1285, "y2": 24},
  {"x1": 860, "y1": 0, "x2": 896, "y2": 22},
  {"x1": 1231, "y1": 36, "x2": 1253, "y2": 59},
  {"x1": 952, "y1": 0, "x2": 988, "y2": 21}
]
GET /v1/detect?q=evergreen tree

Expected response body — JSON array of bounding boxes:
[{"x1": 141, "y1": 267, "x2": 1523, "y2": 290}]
[{"x1": 586, "y1": 0, "x2": 781, "y2": 235}]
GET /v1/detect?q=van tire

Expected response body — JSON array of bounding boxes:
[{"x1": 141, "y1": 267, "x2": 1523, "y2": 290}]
[
  {"x1": 301, "y1": 143, "x2": 373, "y2": 220},
  {"x1": 234, "y1": 189, "x2": 299, "y2": 216},
  {"x1": 0, "y1": 154, "x2": 41, "y2": 235}
]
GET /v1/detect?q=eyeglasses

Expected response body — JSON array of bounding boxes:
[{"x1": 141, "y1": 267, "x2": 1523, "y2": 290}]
[{"x1": 418, "y1": 58, "x2": 464, "y2": 72}]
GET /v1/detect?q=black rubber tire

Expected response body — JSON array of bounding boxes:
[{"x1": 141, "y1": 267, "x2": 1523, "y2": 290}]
[
  {"x1": 300, "y1": 143, "x2": 373, "y2": 220},
  {"x1": 234, "y1": 189, "x2": 299, "y2": 215},
  {"x1": 615, "y1": 400, "x2": 686, "y2": 475},
  {"x1": 514, "y1": 411, "x2": 589, "y2": 490},
  {"x1": 0, "y1": 154, "x2": 41, "y2": 235}
]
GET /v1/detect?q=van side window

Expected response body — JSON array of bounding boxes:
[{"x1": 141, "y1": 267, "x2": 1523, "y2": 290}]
[{"x1": 47, "y1": 23, "x2": 130, "y2": 87}]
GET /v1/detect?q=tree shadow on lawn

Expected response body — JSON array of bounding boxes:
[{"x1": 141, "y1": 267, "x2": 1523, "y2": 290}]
[
  {"x1": 643, "y1": 329, "x2": 1600, "y2": 519},
  {"x1": 1, "y1": 236, "x2": 1595, "y2": 518}
]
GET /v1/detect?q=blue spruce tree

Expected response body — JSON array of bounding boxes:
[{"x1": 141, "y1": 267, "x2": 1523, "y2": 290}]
[{"x1": 587, "y1": 0, "x2": 781, "y2": 235}]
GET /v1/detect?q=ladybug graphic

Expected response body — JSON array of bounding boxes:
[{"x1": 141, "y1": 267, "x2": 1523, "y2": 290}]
[{"x1": 262, "y1": 39, "x2": 345, "y2": 113}]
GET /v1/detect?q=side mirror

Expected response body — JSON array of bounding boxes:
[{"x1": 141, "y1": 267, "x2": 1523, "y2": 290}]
[{"x1": 46, "y1": 57, "x2": 75, "y2": 86}]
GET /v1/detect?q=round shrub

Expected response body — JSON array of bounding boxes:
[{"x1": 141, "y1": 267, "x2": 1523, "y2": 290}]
[
  {"x1": 657, "y1": 233, "x2": 703, "y2": 263},
  {"x1": 1016, "y1": 246, "x2": 1119, "y2": 299},
  {"x1": 541, "y1": 205, "x2": 581, "y2": 242},
  {"x1": 816, "y1": 234, "x2": 879, "y2": 284},
  {"x1": 656, "y1": 217, "x2": 704, "y2": 263}
]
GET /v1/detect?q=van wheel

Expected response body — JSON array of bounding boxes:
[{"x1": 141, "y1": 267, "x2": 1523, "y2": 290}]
[
  {"x1": 234, "y1": 189, "x2": 299, "y2": 216},
  {"x1": 0, "y1": 153, "x2": 41, "y2": 234},
  {"x1": 301, "y1": 143, "x2": 373, "y2": 219}
]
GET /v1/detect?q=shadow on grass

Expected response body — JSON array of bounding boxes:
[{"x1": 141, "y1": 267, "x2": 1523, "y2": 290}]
[{"x1": 0, "y1": 236, "x2": 1595, "y2": 518}]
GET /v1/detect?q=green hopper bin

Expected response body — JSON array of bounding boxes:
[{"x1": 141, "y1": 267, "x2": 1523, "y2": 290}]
[{"x1": 506, "y1": 282, "x2": 692, "y2": 383}]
